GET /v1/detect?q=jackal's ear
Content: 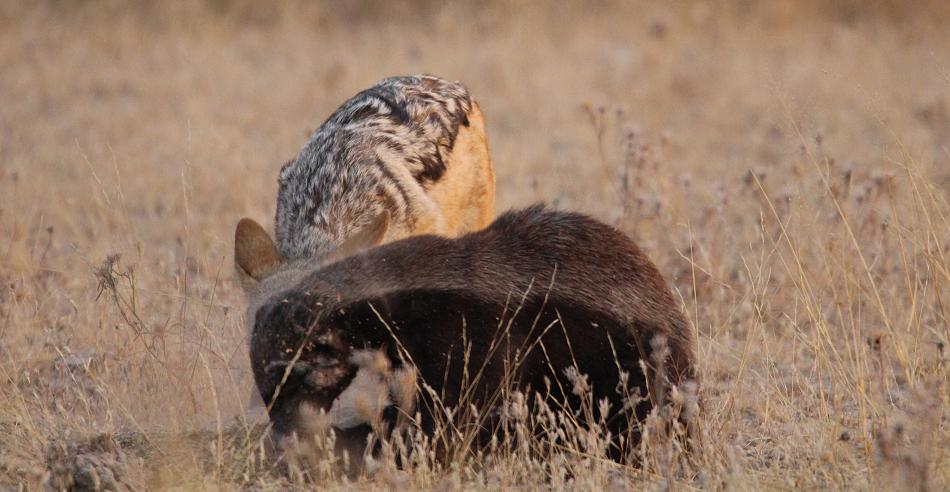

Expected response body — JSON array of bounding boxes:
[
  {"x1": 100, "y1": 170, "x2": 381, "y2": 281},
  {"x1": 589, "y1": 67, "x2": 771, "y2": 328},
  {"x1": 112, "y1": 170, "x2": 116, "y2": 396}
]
[
  {"x1": 235, "y1": 218, "x2": 282, "y2": 282},
  {"x1": 326, "y1": 209, "x2": 391, "y2": 263}
]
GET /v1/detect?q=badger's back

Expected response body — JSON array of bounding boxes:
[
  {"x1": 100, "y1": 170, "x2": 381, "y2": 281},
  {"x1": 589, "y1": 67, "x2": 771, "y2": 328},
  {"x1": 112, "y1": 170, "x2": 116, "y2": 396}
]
[{"x1": 280, "y1": 205, "x2": 695, "y2": 383}]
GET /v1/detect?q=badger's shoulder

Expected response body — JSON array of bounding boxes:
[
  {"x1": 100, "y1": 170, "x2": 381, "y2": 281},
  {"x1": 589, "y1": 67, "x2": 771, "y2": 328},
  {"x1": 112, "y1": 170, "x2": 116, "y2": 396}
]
[{"x1": 485, "y1": 205, "x2": 633, "y2": 254}]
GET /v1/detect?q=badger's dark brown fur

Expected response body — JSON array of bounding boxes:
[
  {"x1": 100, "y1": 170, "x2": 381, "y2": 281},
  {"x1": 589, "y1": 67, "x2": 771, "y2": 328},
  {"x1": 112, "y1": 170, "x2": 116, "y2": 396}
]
[{"x1": 240, "y1": 205, "x2": 697, "y2": 466}]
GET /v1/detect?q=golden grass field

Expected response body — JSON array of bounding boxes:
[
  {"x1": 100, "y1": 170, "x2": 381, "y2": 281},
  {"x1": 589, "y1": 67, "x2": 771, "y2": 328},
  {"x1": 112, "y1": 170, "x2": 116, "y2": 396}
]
[{"x1": 1, "y1": 1, "x2": 948, "y2": 489}]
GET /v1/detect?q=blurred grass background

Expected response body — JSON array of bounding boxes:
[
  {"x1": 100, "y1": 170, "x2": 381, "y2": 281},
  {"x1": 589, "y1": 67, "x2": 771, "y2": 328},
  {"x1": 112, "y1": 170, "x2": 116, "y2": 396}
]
[{"x1": 0, "y1": 1, "x2": 948, "y2": 489}]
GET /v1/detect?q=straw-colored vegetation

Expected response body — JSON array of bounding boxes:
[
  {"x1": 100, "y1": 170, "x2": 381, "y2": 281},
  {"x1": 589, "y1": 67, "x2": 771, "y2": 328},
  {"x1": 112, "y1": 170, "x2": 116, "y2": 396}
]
[{"x1": 1, "y1": 1, "x2": 947, "y2": 489}]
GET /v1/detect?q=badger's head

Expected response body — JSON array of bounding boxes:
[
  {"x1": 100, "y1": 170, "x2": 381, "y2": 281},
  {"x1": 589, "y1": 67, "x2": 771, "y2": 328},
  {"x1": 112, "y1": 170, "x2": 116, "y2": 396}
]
[
  {"x1": 233, "y1": 217, "x2": 413, "y2": 441},
  {"x1": 247, "y1": 290, "x2": 357, "y2": 437},
  {"x1": 248, "y1": 294, "x2": 417, "y2": 442}
]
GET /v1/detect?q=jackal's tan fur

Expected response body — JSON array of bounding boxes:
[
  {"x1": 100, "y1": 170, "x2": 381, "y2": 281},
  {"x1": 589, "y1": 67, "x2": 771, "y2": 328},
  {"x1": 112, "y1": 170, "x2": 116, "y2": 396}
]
[{"x1": 273, "y1": 75, "x2": 495, "y2": 264}]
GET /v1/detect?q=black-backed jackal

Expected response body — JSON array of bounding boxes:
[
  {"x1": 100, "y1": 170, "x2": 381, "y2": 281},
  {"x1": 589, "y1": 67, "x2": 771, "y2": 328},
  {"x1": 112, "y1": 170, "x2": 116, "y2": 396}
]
[
  {"x1": 272, "y1": 75, "x2": 495, "y2": 265},
  {"x1": 235, "y1": 206, "x2": 698, "y2": 470}
]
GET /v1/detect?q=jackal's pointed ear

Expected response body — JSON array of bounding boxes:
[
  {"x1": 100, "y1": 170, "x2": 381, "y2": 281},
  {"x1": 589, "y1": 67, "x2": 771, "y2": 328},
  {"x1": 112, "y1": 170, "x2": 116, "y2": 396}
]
[
  {"x1": 235, "y1": 218, "x2": 282, "y2": 282},
  {"x1": 326, "y1": 209, "x2": 391, "y2": 263}
]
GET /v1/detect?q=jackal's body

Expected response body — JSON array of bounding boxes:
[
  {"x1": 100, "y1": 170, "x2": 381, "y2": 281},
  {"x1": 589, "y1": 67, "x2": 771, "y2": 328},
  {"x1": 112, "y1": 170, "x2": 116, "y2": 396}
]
[{"x1": 276, "y1": 75, "x2": 495, "y2": 262}]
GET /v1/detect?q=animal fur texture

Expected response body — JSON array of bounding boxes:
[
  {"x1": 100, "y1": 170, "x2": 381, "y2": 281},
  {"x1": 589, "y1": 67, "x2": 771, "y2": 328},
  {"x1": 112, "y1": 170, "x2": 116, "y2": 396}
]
[
  {"x1": 234, "y1": 206, "x2": 697, "y2": 468},
  {"x1": 274, "y1": 75, "x2": 495, "y2": 264}
]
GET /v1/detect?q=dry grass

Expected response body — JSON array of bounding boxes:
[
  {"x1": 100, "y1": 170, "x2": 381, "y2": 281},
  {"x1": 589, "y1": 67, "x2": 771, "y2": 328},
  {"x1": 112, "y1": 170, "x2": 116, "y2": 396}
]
[{"x1": 1, "y1": 0, "x2": 948, "y2": 489}]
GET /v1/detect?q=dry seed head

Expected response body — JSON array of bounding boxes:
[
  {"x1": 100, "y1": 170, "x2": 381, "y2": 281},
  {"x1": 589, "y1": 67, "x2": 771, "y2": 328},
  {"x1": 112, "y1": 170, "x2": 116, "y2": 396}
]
[
  {"x1": 670, "y1": 384, "x2": 684, "y2": 407},
  {"x1": 501, "y1": 391, "x2": 528, "y2": 421},
  {"x1": 597, "y1": 397, "x2": 611, "y2": 420},
  {"x1": 94, "y1": 254, "x2": 121, "y2": 296},
  {"x1": 563, "y1": 366, "x2": 591, "y2": 397},
  {"x1": 649, "y1": 334, "x2": 671, "y2": 365},
  {"x1": 679, "y1": 380, "x2": 700, "y2": 420},
  {"x1": 298, "y1": 402, "x2": 332, "y2": 437},
  {"x1": 388, "y1": 366, "x2": 418, "y2": 414}
]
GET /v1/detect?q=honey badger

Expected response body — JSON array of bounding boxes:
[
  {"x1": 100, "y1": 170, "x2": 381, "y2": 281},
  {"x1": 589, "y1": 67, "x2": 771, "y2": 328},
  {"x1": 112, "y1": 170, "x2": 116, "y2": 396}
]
[{"x1": 235, "y1": 206, "x2": 697, "y2": 468}]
